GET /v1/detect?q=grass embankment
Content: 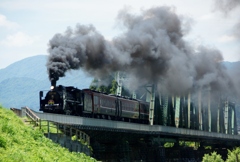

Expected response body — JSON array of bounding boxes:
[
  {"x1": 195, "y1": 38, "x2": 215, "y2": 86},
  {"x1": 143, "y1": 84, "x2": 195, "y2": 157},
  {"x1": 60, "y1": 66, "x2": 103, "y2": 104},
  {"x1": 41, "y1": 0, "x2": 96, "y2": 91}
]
[{"x1": 0, "y1": 106, "x2": 96, "y2": 162}]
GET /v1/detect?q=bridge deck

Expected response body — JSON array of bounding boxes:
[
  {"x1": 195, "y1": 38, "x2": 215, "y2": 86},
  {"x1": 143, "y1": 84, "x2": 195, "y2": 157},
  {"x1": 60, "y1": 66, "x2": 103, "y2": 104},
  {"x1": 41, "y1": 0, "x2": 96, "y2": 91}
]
[{"x1": 21, "y1": 107, "x2": 240, "y2": 142}]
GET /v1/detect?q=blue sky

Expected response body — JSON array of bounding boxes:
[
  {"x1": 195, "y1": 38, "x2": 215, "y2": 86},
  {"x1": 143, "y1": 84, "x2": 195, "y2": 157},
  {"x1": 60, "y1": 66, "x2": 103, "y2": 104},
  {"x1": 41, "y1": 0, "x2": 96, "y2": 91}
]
[{"x1": 0, "y1": 0, "x2": 239, "y2": 69}]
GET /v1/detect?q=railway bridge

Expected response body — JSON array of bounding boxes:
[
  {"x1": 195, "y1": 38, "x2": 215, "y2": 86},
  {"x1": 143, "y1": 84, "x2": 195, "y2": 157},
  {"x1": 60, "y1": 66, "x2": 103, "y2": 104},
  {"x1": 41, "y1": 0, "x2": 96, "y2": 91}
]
[{"x1": 16, "y1": 107, "x2": 240, "y2": 161}]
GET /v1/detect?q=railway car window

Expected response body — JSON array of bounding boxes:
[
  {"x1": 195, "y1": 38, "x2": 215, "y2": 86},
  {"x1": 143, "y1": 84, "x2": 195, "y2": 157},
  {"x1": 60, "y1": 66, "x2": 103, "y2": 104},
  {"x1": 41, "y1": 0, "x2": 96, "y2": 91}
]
[
  {"x1": 111, "y1": 100, "x2": 114, "y2": 107},
  {"x1": 106, "y1": 99, "x2": 108, "y2": 107},
  {"x1": 125, "y1": 103, "x2": 127, "y2": 110},
  {"x1": 93, "y1": 95, "x2": 99, "y2": 110},
  {"x1": 101, "y1": 97, "x2": 114, "y2": 109},
  {"x1": 135, "y1": 103, "x2": 139, "y2": 111},
  {"x1": 122, "y1": 102, "x2": 125, "y2": 110},
  {"x1": 94, "y1": 96, "x2": 99, "y2": 104},
  {"x1": 100, "y1": 98, "x2": 105, "y2": 107},
  {"x1": 140, "y1": 103, "x2": 144, "y2": 113},
  {"x1": 103, "y1": 98, "x2": 105, "y2": 106},
  {"x1": 84, "y1": 94, "x2": 92, "y2": 111}
]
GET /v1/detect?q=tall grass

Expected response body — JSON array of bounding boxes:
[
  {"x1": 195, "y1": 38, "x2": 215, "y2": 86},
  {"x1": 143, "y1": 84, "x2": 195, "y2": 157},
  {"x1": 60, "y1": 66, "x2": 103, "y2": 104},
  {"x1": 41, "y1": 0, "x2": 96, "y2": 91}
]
[{"x1": 0, "y1": 105, "x2": 96, "y2": 162}]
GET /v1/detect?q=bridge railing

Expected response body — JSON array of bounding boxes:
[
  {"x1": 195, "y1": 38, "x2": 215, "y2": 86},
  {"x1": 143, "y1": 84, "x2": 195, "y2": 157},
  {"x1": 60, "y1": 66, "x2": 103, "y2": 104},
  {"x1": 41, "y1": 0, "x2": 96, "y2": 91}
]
[
  {"x1": 11, "y1": 107, "x2": 91, "y2": 154},
  {"x1": 24, "y1": 107, "x2": 41, "y2": 126},
  {"x1": 63, "y1": 124, "x2": 90, "y2": 145},
  {"x1": 10, "y1": 107, "x2": 22, "y2": 117},
  {"x1": 40, "y1": 120, "x2": 90, "y2": 145}
]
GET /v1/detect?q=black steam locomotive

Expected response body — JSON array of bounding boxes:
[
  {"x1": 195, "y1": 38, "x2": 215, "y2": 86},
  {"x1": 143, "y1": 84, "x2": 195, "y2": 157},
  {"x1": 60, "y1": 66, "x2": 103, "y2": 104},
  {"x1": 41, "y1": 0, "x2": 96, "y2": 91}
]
[{"x1": 39, "y1": 85, "x2": 150, "y2": 123}]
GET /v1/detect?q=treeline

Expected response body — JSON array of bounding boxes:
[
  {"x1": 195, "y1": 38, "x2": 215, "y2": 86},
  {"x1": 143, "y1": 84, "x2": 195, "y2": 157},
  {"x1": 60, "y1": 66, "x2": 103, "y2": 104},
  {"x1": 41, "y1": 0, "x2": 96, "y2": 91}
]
[{"x1": 89, "y1": 76, "x2": 131, "y2": 97}]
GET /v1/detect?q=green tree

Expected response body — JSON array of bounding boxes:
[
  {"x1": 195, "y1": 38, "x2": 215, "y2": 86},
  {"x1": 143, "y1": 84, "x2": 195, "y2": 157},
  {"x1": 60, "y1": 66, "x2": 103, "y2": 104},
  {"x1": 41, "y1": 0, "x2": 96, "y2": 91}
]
[
  {"x1": 89, "y1": 78, "x2": 109, "y2": 93},
  {"x1": 202, "y1": 151, "x2": 224, "y2": 162},
  {"x1": 226, "y1": 147, "x2": 240, "y2": 162},
  {"x1": 164, "y1": 142, "x2": 174, "y2": 148},
  {"x1": 89, "y1": 78, "x2": 98, "y2": 91},
  {"x1": 98, "y1": 85, "x2": 110, "y2": 93},
  {"x1": 89, "y1": 77, "x2": 118, "y2": 94},
  {"x1": 89, "y1": 74, "x2": 133, "y2": 97},
  {"x1": 110, "y1": 80, "x2": 118, "y2": 94}
]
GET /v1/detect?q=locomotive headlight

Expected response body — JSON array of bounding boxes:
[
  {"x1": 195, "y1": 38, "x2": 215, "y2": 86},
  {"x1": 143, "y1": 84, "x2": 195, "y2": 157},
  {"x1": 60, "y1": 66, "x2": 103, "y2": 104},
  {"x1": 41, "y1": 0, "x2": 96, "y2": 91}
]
[{"x1": 50, "y1": 86, "x2": 54, "y2": 90}]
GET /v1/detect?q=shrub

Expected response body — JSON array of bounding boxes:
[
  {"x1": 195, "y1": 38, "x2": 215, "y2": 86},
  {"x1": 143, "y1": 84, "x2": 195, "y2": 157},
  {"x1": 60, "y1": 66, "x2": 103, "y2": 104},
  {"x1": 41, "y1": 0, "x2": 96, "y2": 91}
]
[
  {"x1": 226, "y1": 147, "x2": 240, "y2": 162},
  {"x1": 202, "y1": 151, "x2": 224, "y2": 162}
]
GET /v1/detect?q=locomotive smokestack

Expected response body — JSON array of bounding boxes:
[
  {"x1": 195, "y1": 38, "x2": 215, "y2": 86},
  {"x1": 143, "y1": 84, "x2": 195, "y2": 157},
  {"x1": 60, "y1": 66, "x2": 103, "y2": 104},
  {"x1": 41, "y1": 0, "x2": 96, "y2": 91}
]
[
  {"x1": 51, "y1": 79, "x2": 56, "y2": 89},
  {"x1": 49, "y1": 69, "x2": 58, "y2": 89}
]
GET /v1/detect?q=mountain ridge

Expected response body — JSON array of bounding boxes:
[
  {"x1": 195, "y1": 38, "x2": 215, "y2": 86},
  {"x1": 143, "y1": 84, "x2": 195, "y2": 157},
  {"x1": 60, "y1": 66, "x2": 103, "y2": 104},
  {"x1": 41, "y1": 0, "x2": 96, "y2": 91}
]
[
  {"x1": 0, "y1": 55, "x2": 48, "y2": 82},
  {"x1": 0, "y1": 55, "x2": 239, "y2": 111},
  {"x1": 0, "y1": 55, "x2": 93, "y2": 111}
]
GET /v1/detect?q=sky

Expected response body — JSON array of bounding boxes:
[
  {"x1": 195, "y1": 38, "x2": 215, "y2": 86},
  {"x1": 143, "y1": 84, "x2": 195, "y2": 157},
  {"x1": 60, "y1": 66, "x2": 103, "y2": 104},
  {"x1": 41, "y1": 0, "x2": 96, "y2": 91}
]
[{"x1": 0, "y1": 0, "x2": 239, "y2": 69}]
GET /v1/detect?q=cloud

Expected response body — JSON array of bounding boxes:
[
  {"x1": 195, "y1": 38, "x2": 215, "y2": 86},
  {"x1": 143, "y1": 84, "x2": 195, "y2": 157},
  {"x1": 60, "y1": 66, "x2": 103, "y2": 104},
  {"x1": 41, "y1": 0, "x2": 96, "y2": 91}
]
[
  {"x1": 199, "y1": 13, "x2": 215, "y2": 21},
  {"x1": 217, "y1": 34, "x2": 237, "y2": 43},
  {"x1": 214, "y1": 0, "x2": 240, "y2": 13},
  {"x1": 0, "y1": 32, "x2": 39, "y2": 47},
  {"x1": 0, "y1": 14, "x2": 19, "y2": 29}
]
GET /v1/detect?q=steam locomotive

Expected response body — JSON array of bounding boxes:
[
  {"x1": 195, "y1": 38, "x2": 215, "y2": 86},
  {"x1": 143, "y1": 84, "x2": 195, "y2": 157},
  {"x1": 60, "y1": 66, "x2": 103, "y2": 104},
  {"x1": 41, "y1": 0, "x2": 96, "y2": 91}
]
[{"x1": 39, "y1": 85, "x2": 150, "y2": 123}]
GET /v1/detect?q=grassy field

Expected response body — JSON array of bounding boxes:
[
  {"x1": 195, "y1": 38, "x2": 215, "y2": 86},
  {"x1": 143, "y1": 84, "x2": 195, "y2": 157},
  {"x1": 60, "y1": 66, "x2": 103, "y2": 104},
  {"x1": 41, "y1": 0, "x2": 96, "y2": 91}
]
[{"x1": 0, "y1": 105, "x2": 96, "y2": 162}]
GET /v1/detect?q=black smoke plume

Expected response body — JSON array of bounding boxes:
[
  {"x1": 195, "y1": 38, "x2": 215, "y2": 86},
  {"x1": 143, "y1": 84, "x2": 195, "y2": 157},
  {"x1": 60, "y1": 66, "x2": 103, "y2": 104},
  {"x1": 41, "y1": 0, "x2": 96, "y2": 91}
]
[{"x1": 47, "y1": 6, "x2": 237, "y2": 98}]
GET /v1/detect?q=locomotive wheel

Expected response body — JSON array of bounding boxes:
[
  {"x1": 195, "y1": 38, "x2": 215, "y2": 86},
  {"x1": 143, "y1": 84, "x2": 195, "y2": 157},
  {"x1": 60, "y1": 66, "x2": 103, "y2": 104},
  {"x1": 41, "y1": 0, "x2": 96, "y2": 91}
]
[
  {"x1": 65, "y1": 109, "x2": 72, "y2": 115},
  {"x1": 64, "y1": 103, "x2": 73, "y2": 115},
  {"x1": 102, "y1": 115, "x2": 106, "y2": 119},
  {"x1": 65, "y1": 110, "x2": 71, "y2": 115}
]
